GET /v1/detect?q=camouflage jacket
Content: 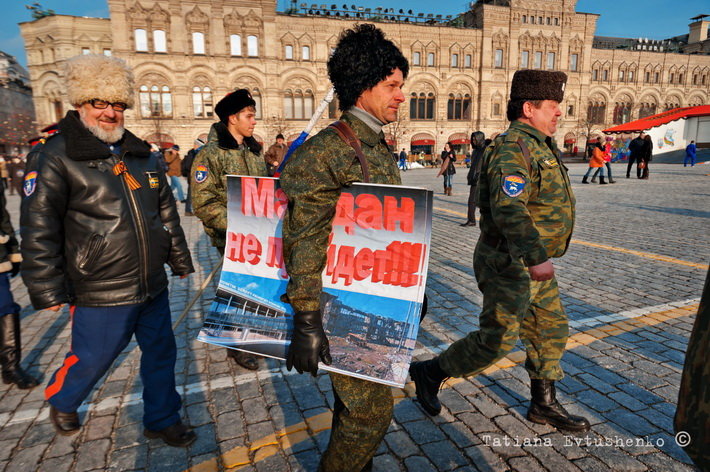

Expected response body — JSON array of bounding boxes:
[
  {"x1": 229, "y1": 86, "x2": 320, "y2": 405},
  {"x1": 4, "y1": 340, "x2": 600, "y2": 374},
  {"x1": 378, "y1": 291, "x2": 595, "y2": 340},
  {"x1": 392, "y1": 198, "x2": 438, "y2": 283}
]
[
  {"x1": 280, "y1": 111, "x2": 400, "y2": 313},
  {"x1": 477, "y1": 120, "x2": 575, "y2": 266},
  {"x1": 191, "y1": 122, "x2": 267, "y2": 249}
]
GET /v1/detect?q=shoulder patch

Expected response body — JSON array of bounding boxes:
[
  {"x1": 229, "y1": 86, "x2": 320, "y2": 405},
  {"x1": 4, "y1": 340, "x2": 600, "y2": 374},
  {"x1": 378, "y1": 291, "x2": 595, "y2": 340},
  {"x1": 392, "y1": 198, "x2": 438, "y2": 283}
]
[
  {"x1": 194, "y1": 165, "x2": 208, "y2": 183},
  {"x1": 24, "y1": 171, "x2": 38, "y2": 196},
  {"x1": 501, "y1": 174, "x2": 526, "y2": 197}
]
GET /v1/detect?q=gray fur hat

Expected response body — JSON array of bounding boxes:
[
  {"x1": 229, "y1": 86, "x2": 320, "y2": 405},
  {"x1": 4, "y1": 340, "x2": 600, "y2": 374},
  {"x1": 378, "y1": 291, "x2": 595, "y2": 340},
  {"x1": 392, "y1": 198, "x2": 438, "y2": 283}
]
[
  {"x1": 64, "y1": 54, "x2": 135, "y2": 108},
  {"x1": 510, "y1": 70, "x2": 567, "y2": 102}
]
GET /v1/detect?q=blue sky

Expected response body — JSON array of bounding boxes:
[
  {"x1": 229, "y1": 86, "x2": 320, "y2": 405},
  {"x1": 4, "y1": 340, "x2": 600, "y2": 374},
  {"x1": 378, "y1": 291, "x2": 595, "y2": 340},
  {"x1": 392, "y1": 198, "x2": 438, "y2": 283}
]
[{"x1": 2, "y1": 0, "x2": 707, "y2": 67}]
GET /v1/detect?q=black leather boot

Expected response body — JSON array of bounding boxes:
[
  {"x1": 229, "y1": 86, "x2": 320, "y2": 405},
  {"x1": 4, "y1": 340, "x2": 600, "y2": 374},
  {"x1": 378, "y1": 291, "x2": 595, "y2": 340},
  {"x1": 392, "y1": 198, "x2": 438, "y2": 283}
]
[
  {"x1": 527, "y1": 379, "x2": 590, "y2": 432},
  {"x1": 581, "y1": 176, "x2": 589, "y2": 184},
  {"x1": 49, "y1": 405, "x2": 81, "y2": 435},
  {"x1": 0, "y1": 313, "x2": 39, "y2": 389},
  {"x1": 144, "y1": 420, "x2": 196, "y2": 447},
  {"x1": 409, "y1": 357, "x2": 448, "y2": 416},
  {"x1": 599, "y1": 176, "x2": 607, "y2": 184}
]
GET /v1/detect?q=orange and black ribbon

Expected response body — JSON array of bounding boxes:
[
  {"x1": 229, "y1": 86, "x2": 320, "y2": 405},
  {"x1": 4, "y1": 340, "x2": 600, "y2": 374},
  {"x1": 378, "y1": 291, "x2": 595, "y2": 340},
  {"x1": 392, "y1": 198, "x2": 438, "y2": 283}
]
[{"x1": 112, "y1": 161, "x2": 142, "y2": 190}]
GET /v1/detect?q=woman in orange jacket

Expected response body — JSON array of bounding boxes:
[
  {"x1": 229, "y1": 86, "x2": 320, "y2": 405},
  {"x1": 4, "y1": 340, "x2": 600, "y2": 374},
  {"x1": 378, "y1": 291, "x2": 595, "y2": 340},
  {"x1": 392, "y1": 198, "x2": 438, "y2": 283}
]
[{"x1": 581, "y1": 138, "x2": 607, "y2": 184}]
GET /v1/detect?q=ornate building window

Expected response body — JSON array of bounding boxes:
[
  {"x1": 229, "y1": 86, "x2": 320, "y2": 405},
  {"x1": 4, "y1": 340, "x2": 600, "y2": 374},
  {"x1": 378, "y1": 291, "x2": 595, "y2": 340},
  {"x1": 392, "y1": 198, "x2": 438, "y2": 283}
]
[
  {"x1": 464, "y1": 54, "x2": 472, "y2": 68},
  {"x1": 285, "y1": 45, "x2": 293, "y2": 60},
  {"x1": 618, "y1": 69, "x2": 625, "y2": 82},
  {"x1": 569, "y1": 53, "x2": 578, "y2": 71},
  {"x1": 192, "y1": 32, "x2": 205, "y2": 54},
  {"x1": 154, "y1": 30, "x2": 167, "y2": 52},
  {"x1": 587, "y1": 97, "x2": 606, "y2": 124},
  {"x1": 521, "y1": 51, "x2": 529, "y2": 68},
  {"x1": 248, "y1": 35, "x2": 259, "y2": 57},
  {"x1": 134, "y1": 29, "x2": 148, "y2": 51},
  {"x1": 612, "y1": 98, "x2": 632, "y2": 124},
  {"x1": 534, "y1": 51, "x2": 542, "y2": 69},
  {"x1": 230, "y1": 34, "x2": 242, "y2": 56},
  {"x1": 451, "y1": 54, "x2": 458, "y2": 67},
  {"x1": 494, "y1": 49, "x2": 504, "y2": 68},
  {"x1": 192, "y1": 86, "x2": 213, "y2": 118},
  {"x1": 664, "y1": 99, "x2": 680, "y2": 111},
  {"x1": 427, "y1": 52, "x2": 435, "y2": 66},
  {"x1": 302, "y1": 45, "x2": 310, "y2": 61},
  {"x1": 140, "y1": 84, "x2": 173, "y2": 118},
  {"x1": 638, "y1": 101, "x2": 657, "y2": 119},
  {"x1": 413, "y1": 52, "x2": 421, "y2": 66},
  {"x1": 252, "y1": 88, "x2": 262, "y2": 119},
  {"x1": 410, "y1": 92, "x2": 435, "y2": 120},
  {"x1": 447, "y1": 93, "x2": 471, "y2": 120},
  {"x1": 284, "y1": 89, "x2": 314, "y2": 120},
  {"x1": 547, "y1": 52, "x2": 555, "y2": 70}
]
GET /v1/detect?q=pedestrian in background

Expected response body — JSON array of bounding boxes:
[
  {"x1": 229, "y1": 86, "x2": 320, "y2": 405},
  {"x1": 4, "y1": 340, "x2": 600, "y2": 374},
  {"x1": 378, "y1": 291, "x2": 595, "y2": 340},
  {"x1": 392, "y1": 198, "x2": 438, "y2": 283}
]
[
  {"x1": 684, "y1": 140, "x2": 697, "y2": 167},
  {"x1": 582, "y1": 138, "x2": 607, "y2": 184},
  {"x1": 591, "y1": 136, "x2": 615, "y2": 183},
  {"x1": 0, "y1": 185, "x2": 38, "y2": 390},
  {"x1": 181, "y1": 138, "x2": 204, "y2": 216},
  {"x1": 165, "y1": 145, "x2": 186, "y2": 202},
  {"x1": 460, "y1": 131, "x2": 486, "y2": 227},
  {"x1": 6, "y1": 156, "x2": 25, "y2": 196},
  {"x1": 280, "y1": 23, "x2": 409, "y2": 472},
  {"x1": 264, "y1": 133, "x2": 287, "y2": 176},
  {"x1": 437, "y1": 141, "x2": 456, "y2": 196},
  {"x1": 410, "y1": 69, "x2": 590, "y2": 434},
  {"x1": 20, "y1": 54, "x2": 196, "y2": 446},
  {"x1": 639, "y1": 134, "x2": 653, "y2": 179},
  {"x1": 399, "y1": 148, "x2": 408, "y2": 171},
  {"x1": 627, "y1": 132, "x2": 645, "y2": 178},
  {"x1": 191, "y1": 89, "x2": 265, "y2": 372}
]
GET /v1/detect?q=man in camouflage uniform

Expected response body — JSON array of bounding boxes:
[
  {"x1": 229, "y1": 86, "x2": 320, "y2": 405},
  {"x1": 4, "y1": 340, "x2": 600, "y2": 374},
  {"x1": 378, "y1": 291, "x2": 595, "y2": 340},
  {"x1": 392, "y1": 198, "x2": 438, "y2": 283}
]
[
  {"x1": 191, "y1": 89, "x2": 266, "y2": 371},
  {"x1": 675, "y1": 267, "x2": 710, "y2": 470},
  {"x1": 410, "y1": 70, "x2": 591, "y2": 433},
  {"x1": 280, "y1": 24, "x2": 408, "y2": 472}
]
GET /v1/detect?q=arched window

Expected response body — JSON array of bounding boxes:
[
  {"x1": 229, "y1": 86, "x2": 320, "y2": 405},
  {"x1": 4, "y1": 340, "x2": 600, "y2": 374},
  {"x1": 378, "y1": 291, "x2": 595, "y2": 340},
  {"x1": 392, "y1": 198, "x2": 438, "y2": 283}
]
[
  {"x1": 284, "y1": 89, "x2": 314, "y2": 119},
  {"x1": 192, "y1": 86, "x2": 213, "y2": 118},
  {"x1": 134, "y1": 29, "x2": 148, "y2": 52},
  {"x1": 587, "y1": 99, "x2": 606, "y2": 124},
  {"x1": 247, "y1": 35, "x2": 258, "y2": 57},
  {"x1": 451, "y1": 53, "x2": 458, "y2": 67},
  {"x1": 664, "y1": 99, "x2": 680, "y2": 111},
  {"x1": 447, "y1": 93, "x2": 471, "y2": 120},
  {"x1": 410, "y1": 92, "x2": 435, "y2": 120},
  {"x1": 302, "y1": 45, "x2": 310, "y2": 60},
  {"x1": 427, "y1": 52, "x2": 435, "y2": 66},
  {"x1": 284, "y1": 45, "x2": 293, "y2": 60},
  {"x1": 612, "y1": 100, "x2": 632, "y2": 124},
  {"x1": 638, "y1": 102, "x2": 657, "y2": 119},
  {"x1": 153, "y1": 30, "x2": 167, "y2": 52},
  {"x1": 140, "y1": 84, "x2": 173, "y2": 118},
  {"x1": 412, "y1": 52, "x2": 421, "y2": 66},
  {"x1": 192, "y1": 32, "x2": 205, "y2": 54},
  {"x1": 252, "y1": 88, "x2": 262, "y2": 119},
  {"x1": 230, "y1": 34, "x2": 242, "y2": 56}
]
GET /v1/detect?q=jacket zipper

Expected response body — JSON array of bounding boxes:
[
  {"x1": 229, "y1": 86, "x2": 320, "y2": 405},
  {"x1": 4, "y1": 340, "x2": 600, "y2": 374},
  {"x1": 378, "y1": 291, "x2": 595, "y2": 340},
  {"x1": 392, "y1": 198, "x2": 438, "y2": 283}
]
[{"x1": 113, "y1": 153, "x2": 149, "y2": 299}]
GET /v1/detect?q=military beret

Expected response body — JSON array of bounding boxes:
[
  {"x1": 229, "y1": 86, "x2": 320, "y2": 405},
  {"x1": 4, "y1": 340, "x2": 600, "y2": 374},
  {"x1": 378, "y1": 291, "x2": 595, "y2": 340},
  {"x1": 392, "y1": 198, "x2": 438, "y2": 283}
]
[
  {"x1": 510, "y1": 70, "x2": 567, "y2": 102},
  {"x1": 215, "y1": 89, "x2": 256, "y2": 122}
]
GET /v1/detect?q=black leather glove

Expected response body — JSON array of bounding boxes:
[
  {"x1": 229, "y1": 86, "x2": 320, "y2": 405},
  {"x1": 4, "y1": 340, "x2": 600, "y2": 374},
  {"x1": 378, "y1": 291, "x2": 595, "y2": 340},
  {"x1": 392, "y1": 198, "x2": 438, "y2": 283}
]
[
  {"x1": 10, "y1": 262, "x2": 20, "y2": 278},
  {"x1": 287, "y1": 310, "x2": 332, "y2": 376}
]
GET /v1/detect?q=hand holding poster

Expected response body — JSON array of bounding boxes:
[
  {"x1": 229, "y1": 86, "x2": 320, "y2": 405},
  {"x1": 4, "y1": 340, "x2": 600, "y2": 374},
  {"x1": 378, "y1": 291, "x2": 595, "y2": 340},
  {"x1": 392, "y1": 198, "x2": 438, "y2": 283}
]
[{"x1": 197, "y1": 176, "x2": 432, "y2": 387}]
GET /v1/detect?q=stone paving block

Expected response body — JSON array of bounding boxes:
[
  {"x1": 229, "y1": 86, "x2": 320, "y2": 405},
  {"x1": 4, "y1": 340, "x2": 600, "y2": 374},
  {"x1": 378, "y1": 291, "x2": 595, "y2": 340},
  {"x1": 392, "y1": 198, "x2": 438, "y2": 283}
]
[
  {"x1": 651, "y1": 385, "x2": 679, "y2": 403},
  {"x1": 636, "y1": 452, "x2": 695, "y2": 472},
  {"x1": 247, "y1": 421, "x2": 274, "y2": 444},
  {"x1": 254, "y1": 450, "x2": 289, "y2": 472},
  {"x1": 469, "y1": 394, "x2": 508, "y2": 418},
  {"x1": 463, "y1": 444, "x2": 508, "y2": 472},
  {"x1": 0, "y1": 421, "x2": 30, "y2": 441},
  {"x1": 577, "y1": 373, "x2": 617, "y2": 394},
  {"x1": 190, "y1": 423, "x2": 218, "y2": 456},
  {"x1": 236, "y1": 378, "x2": 261, "y2": 400},
  {"x1": 439, "y1": 389, "x2": 476, "y2": 414},
  {"x1": 4, "y1": 443, "x2": 45, "y2": 471},
  {"x1": 420, "y1": 439, "x2": 471, "y2": 470},
  {"x1": 404, "y1": 455, "x2": 437, "y2": 472},
  {"x1": 477, "y1": 432, "x2": 527, "y2": 459},
  {"x1": 287, "y1": 449, "x2": 321, "y2": 471},
  {"x1": 607, "y1": 392, "x2": 649, "y2": 412},
  {"x1": 146, "y1": 445, "x2": 189, "y2": 472},
  {"x1": 572, "y1": 456, "x2": 614, "y2": 472},
  {"x1": 216, "y1": 410, "x2": 244, "y2": 441},
  {"x1": 242, "y1": 397, "x2": 270, "y2": 425},
  {"x1": 393, "y1": 398, "x2": 428, "y2": 423},
  {"x1": 573, "y1": 388, "x2": 619, "y2": 413},
  {"x1": 401, "y1": 419, "x2": 447, "y2": 445},
  {"x1": 75, "y1": 438, "x2": 111, "y2": 471},
  {"x1": 18, "y1": 420, "x2": 56, "y2": 448},
  {"x1": 508, "y1": 456, "x2": 547, "y2": 472},
  {"x1": 616, "y1": 383, "x2": 662, "y2": 406},
  {"x1": 84, "y1": 414, "x2": 116, "y2": 442},
  {"x1": 107, "y1": 444, "x2": 148, "y2": 471},
  {"x1": 384, "y1": 430, "x2": 420, "y2": 459},
  {"x1": 113, "y1": 422, "x2": 143, "y2": 450},
  {"x1": 493, "y1": 414, "x2": 537, "y2": 441},
  {"x1": 440, "y1": 421, "x2": 481, "y2": 449},
  {"x1": 37, "y1": 455, "x2": 73, "y2": 472},
  {"x1": 586, "y1": 445, "x2": 647, "y2": 471}
]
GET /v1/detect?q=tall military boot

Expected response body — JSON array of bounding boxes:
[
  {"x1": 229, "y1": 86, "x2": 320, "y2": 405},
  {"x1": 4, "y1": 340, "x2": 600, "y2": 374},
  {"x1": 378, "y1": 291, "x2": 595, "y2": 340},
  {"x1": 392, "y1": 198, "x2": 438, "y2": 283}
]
[
  {"x1": 0, "y1": 313, "x2": 39, "y2": 389},
  {"x1": 409, "y1": 357, "x2": 448, "y2": 416},
  {"x1": 581, "y1": 176, "x2": 589, "y2": 184},
  {"x1": 527, "y1": 379, "x2": 590, "y2": 432},
  {"x1": 599, "y1": 176, "x2": 607, "y2": 184}
]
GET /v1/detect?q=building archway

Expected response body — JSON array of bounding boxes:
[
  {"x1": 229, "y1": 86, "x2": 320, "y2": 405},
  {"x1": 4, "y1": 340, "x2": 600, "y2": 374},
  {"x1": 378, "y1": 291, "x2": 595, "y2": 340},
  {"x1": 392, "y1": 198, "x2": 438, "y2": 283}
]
[
  {"x1": 144, "y1": 132, "x2": 175, "y2": 149},
  {"x1": 447, "y1": 132, "x2": 470, "y2": 155},
  {"x1": 411, "y1": 132, "x2": 435, "y2": 161}
]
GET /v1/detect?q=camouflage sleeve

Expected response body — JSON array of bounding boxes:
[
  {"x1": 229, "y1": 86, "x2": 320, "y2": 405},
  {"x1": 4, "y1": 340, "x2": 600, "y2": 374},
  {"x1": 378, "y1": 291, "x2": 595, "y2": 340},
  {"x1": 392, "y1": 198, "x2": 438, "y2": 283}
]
[
  {"x1": 487, "y1": 142, "x2": 548, "y2": 267},
  {"x1": 190, "y1": 145, "x2": 227, "y2": 235},
  {"x1": 280, "y1": 136, "x2": 344, "y2": 313}
]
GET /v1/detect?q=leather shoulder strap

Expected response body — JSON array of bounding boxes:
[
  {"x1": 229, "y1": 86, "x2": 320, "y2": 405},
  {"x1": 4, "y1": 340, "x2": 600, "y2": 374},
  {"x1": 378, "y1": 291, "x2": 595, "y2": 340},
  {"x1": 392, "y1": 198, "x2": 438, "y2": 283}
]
[
  {"x1": 516, "y1": 138, "x2": 532, "y2": 174},
  {"x1": 328, "y1": 121, "x2": 370, "y2": 183}
]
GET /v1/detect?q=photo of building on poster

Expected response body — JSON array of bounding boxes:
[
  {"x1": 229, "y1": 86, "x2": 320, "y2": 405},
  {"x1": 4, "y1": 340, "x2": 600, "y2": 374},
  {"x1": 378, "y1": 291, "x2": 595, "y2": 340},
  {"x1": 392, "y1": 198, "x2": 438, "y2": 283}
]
[{"x1": 197, "y1": 176, "x2": 433, "y2": 387}]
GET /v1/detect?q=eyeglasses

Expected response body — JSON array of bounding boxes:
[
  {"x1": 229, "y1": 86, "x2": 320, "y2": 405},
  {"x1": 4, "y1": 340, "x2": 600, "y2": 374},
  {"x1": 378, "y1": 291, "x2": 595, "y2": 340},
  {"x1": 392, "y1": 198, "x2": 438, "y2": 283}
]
[{"x1": 88, "y1": 99, "x2": 128, "y2": 112}]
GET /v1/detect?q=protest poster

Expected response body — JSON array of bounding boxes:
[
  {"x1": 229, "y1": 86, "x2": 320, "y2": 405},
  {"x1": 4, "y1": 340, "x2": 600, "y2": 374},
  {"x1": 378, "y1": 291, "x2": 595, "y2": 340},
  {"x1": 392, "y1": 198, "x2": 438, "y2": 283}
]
[{"x1": 197, "y1": 176, "x2": 432, "y2": 387}]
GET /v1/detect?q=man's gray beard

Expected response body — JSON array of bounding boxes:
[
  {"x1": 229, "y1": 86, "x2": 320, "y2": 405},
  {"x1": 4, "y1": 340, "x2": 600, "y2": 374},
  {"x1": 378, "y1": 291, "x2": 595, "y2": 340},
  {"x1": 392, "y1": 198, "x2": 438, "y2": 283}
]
[{"x1": 79, "y1": 111, "x2": 125, "y2": 144}]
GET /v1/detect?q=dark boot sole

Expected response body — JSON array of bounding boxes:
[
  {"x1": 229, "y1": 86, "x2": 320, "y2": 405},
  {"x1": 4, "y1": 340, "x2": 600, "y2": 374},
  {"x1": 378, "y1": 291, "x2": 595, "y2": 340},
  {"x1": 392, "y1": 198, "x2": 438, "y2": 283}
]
[
  {"x1": 144, "y1": 429, "x2": 197, "y2": 448},
  {"x1": 410, "y1": 367, "x2": 442, "y2": 416},
  {"x1": 527, "y1": 411, "x2": 591, "y2": 432},
  {"x1": 49, "y1": 412, "x2": 81, "y2": 436}
]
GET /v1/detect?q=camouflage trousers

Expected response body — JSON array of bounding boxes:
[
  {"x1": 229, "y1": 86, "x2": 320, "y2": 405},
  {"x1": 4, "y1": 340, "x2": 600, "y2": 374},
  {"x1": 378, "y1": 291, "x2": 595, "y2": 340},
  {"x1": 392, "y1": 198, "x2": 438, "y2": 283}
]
[
  {"x1": 319, "y1": 373, "x2": 393, "y2": 472},
  {"x1": 439, "y1": 239, "x2": 568, "y2": 380}
]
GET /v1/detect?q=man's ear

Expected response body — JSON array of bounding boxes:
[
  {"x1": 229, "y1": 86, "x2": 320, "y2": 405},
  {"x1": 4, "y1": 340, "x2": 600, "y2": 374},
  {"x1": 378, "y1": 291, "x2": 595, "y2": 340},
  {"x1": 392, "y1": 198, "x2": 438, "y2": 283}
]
[{"x1": 521, "y1": 101, "x2": 533, "y2": 119}]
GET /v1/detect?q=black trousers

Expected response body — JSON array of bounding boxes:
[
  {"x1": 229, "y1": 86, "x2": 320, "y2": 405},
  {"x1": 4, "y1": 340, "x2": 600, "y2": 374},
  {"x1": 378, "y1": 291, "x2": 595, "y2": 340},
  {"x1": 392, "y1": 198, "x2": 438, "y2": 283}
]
[{"x1": 465, "y1": 184, "x2": 477, "y2": 223}]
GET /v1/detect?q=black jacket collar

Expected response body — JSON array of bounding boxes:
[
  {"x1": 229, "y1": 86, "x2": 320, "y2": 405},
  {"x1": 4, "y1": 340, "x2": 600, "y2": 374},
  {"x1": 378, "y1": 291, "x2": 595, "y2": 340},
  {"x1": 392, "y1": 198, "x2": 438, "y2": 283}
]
[
  {"x1": 58, "y1": 110, "x2": 150, "y2": 161},
  {"x1": 213, "y1": 121, "x2": 262, "y2": 155}
]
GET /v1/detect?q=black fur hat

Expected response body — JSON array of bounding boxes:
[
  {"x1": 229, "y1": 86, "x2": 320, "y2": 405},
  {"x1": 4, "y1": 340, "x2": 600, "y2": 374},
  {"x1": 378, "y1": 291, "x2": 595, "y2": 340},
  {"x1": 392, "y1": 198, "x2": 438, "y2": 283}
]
[
  {"x1": 510, "y1": 70, "x2": 567, "y2": 102},
  {"x1": 215, "y1": 89, "x2": 256, "y2": 123}
]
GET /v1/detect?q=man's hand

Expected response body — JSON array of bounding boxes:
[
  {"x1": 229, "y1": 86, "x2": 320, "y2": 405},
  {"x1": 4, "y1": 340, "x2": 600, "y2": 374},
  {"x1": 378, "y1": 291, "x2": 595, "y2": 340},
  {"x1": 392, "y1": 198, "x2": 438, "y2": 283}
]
[
  {"x1": 287, "y1": 310, "x2": 332, "y2": 376},
  {"x1": 47, "y1": 304, "x2": 64, "y2": 312},
  {"x1": 528, "y1": 259, "x2": 554, "y2": 281}
]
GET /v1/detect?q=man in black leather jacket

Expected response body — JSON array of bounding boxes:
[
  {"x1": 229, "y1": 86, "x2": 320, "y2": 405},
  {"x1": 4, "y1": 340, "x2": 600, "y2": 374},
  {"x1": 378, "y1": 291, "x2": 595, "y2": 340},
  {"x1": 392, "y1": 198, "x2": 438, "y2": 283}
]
[{"x1": 20, "y1": 54, "x2": 196, "y2": 447}]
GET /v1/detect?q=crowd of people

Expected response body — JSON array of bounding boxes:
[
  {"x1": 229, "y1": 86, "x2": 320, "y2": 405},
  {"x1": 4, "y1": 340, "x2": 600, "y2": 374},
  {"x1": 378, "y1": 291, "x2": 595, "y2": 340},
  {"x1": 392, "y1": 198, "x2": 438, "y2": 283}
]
[{"x1": 1, "y1": 22, "x2": 707, "y2": 472}]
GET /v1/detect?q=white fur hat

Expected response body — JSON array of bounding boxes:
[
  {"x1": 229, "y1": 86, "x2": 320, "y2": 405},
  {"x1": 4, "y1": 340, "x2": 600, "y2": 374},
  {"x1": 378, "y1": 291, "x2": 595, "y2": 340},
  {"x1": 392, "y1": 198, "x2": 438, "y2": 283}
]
[{"x1": 64, "y1": 54, "x2": 135, "y2": 108}]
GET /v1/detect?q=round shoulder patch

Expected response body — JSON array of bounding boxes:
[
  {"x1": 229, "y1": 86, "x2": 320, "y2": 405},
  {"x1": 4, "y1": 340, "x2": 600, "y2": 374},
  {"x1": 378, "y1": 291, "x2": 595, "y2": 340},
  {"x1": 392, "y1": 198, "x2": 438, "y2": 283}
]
[
  {"x1": 23, "y1": 171, "x2": 38, "y2": 196},
  {"x1": 194, "y1": 165, "x2": 208, "y2": 183},
  {"x1": 502, "y1": 174, "x2": 525, "y2": 198}
]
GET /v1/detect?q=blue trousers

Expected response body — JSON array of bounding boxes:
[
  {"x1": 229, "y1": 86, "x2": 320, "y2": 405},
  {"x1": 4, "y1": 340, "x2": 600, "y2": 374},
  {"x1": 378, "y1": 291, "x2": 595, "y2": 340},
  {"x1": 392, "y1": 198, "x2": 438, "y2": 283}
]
[
  {"x1": 45, "y1": 290, "x2": 181, "y2": 430},
  {"x1": 0, "y1": 273, "x2": 20, "y2": 316},
  {"x1": 169, "y1": 175, "x2": 185, "y2": 201}
]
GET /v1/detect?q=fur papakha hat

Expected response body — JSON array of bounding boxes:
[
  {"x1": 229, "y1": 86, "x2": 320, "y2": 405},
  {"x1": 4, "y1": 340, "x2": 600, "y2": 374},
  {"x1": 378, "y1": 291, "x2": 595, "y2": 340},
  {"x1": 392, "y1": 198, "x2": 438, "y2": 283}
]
[
  {"x1": 64, "y1": 54, "x2": 135, "y2": 108},
  {"x1": 510, "y1": 70, "x2": 567, "y2": 102},
  {"x1": 215, "y1": 89, "x2": 256, "y2": 123}
]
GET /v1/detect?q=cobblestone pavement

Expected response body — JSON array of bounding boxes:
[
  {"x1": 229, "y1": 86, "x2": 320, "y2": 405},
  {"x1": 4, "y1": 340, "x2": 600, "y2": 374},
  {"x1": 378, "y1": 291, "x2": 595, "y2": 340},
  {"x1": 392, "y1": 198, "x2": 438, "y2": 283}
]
[{"x1": 0, "y1": 162, "x2": 708, "y2": 471}]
